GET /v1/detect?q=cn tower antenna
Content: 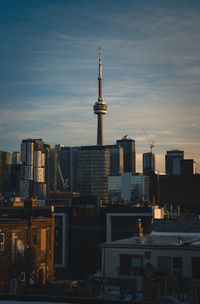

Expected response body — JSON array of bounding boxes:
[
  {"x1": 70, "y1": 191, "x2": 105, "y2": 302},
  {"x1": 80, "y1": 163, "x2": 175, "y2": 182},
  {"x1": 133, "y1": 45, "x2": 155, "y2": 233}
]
[{"x1": 93, "y1": 48, "x2": 108, "y2": 146}]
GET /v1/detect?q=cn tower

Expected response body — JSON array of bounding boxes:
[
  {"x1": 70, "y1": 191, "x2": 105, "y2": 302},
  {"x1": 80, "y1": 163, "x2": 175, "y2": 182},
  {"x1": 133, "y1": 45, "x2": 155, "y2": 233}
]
[{"x1": 93, "y1": 47, "x2": 108, "y2": 146}]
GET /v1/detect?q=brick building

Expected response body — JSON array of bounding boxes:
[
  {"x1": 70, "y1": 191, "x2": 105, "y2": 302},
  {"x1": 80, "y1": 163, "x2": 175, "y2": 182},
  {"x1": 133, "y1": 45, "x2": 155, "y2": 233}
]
[{"x1": 0, "y1": 198, "x2": 54, "y2": 294}]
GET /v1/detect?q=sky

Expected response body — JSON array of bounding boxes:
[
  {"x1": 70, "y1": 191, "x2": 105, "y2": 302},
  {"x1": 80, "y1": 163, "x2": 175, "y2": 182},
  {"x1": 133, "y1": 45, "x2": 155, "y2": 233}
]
[{"x1": 0, "y1": 0, "x2": 200, "y2": 172}]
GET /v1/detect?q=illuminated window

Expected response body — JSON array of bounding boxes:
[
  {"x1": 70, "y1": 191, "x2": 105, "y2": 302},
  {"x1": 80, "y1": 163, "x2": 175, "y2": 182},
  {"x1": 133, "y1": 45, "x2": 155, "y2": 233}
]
[
  {"x1": 0, "y1": 233, "x2": 5, "y2": 251},
  {"x1": 40, "y1": 229, "x2": 46, "y2": 251}
]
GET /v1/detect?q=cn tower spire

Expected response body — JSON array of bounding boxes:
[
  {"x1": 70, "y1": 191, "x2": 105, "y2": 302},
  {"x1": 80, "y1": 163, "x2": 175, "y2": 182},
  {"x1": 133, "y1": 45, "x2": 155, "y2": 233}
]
[{"x1": 93, "y1": 47, "x2": 108, "y2": 146}]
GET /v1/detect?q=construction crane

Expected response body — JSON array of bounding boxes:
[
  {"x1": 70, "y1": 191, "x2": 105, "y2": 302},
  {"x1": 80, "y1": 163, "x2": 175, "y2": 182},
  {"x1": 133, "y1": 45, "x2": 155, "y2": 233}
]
[
  {"x1": 57, "y1": 164, "x2": 68, "y2": 191},
  {"x1": 143, "y1": 129, "x2": 155, "y2": 153}
]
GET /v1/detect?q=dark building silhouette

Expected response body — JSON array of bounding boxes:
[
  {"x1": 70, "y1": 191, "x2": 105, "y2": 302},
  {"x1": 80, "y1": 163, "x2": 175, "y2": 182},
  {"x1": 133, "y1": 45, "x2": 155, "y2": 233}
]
[
  {"x1": 11, "y1": 164, "x2": 21, "y2": 195},
  {"x1": 0, "y1": 151, "x2": 12, "y2": 194},
  {"x1": 165, "y1": 150, "x2": 184, "y2": 175},
  {"x1": 149, "y1": 172, "x2": 200, "y2": 213},
  {"x1": 143, "y1": 152, "x2": 155, "y2": 176},
  {"x1": 117, "y1": 135, "x2": 136, "y2": 173},
  {"x1": 180, "y1": 159, "x2": 196, "y2": 175}
]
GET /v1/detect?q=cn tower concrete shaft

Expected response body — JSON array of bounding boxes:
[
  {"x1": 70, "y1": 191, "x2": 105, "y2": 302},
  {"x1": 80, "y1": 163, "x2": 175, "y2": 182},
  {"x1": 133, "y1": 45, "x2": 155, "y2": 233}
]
[{"x1": 93, "y1": 48, "x2": 107, "y2": 146}]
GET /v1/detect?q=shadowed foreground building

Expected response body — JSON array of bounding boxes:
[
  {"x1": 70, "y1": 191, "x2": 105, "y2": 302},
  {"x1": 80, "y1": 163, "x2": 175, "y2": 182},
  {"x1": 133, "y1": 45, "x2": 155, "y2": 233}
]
[
  {"x1": 0, "y1": 151, "x2": 12, "y2": 194},
  {"x1": 0, "y1": 198, "x2": 54, "y2": 294}
]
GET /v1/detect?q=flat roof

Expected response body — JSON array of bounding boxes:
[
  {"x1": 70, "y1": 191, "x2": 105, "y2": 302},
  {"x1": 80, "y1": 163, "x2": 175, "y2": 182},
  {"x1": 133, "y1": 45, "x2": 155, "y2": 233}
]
[{"x1": 103, "y1": 234, "x2": 200, "y2": 249}]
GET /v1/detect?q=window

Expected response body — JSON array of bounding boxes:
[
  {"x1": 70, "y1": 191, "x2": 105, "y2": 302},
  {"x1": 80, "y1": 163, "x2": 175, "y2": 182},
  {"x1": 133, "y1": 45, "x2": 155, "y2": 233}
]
[
  {"x1": 41, "y1": 229, "x2": 46, "y2": 251},
  {"x1": 158, "y1": 256, "x2": 182, "y2": 279},
  {"x1": 192, "y1": 257, "x2": 200, "y2": 279},
  {"x1": 173, "y1": 257, "x2": 182, "y2": 279},
  {"x1": 32, "y1": 228, "x2": 37, "y2": 246},
  {"x1": 19, "y1": 272, "x2": 26, "y2": 282},
  {"x1": 119, "y1": 254, "x2": 143, "y2": 276},
  {"x1": 0, "y1": 233, "x2": 5, "y2": 251},
  {"x1": 11, "y1": 232, "x2": 18, "y2": 263}
]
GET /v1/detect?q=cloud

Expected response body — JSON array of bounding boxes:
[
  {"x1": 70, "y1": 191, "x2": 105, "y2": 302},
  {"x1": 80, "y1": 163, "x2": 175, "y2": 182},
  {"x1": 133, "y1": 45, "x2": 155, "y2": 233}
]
[{"x1": 1, "y1": 0, "x2": 200, "y2": 171}]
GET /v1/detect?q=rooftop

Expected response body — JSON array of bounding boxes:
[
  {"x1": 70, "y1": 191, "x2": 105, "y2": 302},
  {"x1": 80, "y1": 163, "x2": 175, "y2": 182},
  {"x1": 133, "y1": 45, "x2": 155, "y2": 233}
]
[{"x1": 104, "y1": 234, "x2": 200, "y2": 249}]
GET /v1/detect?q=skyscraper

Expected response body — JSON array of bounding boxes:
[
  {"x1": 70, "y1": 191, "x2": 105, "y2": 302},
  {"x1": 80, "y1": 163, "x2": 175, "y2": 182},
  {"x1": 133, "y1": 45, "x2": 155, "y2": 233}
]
[
  {"x1": 77, "y1": 146, "x2": 110, "y2": 203},
  {"x1": 12, "y1": 152, "x2": 20, "y2": 165},
  {"x1": 117, "y1": 135, "x2": 136, "y2": 173},
  {"x1": 105, "y1": 144, "x2": 123, "y2": 176},
  {"x1": 143, "y1": 152, "x2": 155, "y2": 176},
  {"x1": 20, "y1": 139, "x2": 46, "y2": 199},
  {"x1": 44, "y1": 144, "x2": 58, "y2": 192},
  {"x1": 93, "y1": 48, "x2": 107, "y2": 146},
  {"x1": 165, "y1": 150, "x2": 184, "y2": 175}
]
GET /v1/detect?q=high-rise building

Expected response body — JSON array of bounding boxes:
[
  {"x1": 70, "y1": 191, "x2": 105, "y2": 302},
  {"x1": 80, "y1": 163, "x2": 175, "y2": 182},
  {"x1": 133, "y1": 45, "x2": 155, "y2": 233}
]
[
  {"x1": 44, "y1": 144, "x2": 58, "y2": 191},
  {"x1": 105, "y1": 144, "x2": 123, "y2": 176},
  {"x1": 143, "y1": 152, "x2": 155, "y2": 176},
  {"x1": 56, "y1": 146, "x2": 72, "y2": 192},
  {"x1": 93, "y1": 48, "x2": 107, "y2": 146},
  {"x1": 20, "y1": 139, "x2": 46, "y2": 199},
  {"x1": 165, "y1": 150, "x2": 184, "y2": 175},
  {"x1": 12, "y1": 152, "x2": 20, "y2": 165},
  {"x1": 0, "y1": 151, "x2": 12, "y2": 194},
  {"x1": 117, "y1": 135, "x2": 136, "y2": 173},
  {"x1": 77, "y1": 146, "x2": 110, "y2": 203},
  {"x1": 180, "y1": 159, "x2": 196, "y2": 175}
]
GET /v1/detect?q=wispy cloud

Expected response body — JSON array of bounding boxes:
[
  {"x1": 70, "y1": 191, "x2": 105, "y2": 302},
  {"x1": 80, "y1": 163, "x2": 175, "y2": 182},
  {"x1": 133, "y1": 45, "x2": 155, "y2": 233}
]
[{"x1": 0, "y1": 0, "x2": 200, "y2": 171}]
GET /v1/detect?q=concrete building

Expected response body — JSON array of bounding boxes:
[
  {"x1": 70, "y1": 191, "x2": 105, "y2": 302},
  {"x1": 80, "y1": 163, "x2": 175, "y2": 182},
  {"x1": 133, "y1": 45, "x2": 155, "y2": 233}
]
[
  {"x1": 165, "y1": 150, "x2": 184, "y2": 175},
  {"x1": 77, "y1": 146, "x2": 110, "y2": 204},
  {"x1": 108, "y1": 173, "x2": 149, "y2": 203},
  {"x1": 93, "y1": 48, "x2": 107, "y2": 146},
  {"x1": 0, "y1": 198, "x2": 54, "y2": 294},
  {"x1": 143, "y1": 152, "x2": 155, "y2": 176},
  {"x1": 117, "y1": 135, "x2": 136, "y2": 174},
  {"x1": 20, "y1": 139, "x2": 46, "y2": 199},
  {"x1": 0, "y1": 151, "x2": 12, "y2": 194}
]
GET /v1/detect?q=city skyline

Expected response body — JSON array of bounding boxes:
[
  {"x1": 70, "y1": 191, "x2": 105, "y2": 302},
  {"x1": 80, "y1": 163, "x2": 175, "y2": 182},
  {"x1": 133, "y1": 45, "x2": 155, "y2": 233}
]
[{"x1": 0, "y1": 0, "x2": 200, "y2": 172}]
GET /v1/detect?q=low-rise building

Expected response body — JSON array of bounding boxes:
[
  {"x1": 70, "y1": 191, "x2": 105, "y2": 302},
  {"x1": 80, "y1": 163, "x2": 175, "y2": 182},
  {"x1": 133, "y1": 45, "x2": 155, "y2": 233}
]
[
  {"x1": 108, "y1": 173, "x2": 149, "y2": 203},
  {"x1": 0, "y1": 198, "x2": 54, "y2": 294},
  {"x1": 99, "y1": 218, "x2": 200, "y2": 302}
]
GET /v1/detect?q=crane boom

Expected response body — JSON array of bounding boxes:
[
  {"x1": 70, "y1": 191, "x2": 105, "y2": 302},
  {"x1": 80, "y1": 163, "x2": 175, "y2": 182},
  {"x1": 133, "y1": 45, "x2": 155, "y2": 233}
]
[
  {"x1": 143, "y1": 129, "x2": 155, "y2": 153},
  {"x1": 57, "y1": 163, "x2": 68, "y2": 190}
]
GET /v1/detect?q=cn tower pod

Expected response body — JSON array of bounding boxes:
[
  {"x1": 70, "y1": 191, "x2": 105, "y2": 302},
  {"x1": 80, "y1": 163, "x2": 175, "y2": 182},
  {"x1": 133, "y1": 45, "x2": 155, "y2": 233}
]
[{"x1": 93, "y1": 99, "x2": 107, "y2": 114}]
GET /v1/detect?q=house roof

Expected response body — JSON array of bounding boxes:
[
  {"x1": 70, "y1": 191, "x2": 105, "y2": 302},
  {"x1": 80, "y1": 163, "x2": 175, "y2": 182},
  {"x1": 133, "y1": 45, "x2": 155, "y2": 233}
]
[{"x1": 103, "y1": 234, "x2": 200, "y2": 250}]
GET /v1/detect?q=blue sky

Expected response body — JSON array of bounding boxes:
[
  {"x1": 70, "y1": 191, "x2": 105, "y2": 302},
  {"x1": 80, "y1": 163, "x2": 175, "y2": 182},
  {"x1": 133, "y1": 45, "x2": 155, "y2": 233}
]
[{"x1": 0, "y1": 0, "x2": 200, "y2": 172}]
